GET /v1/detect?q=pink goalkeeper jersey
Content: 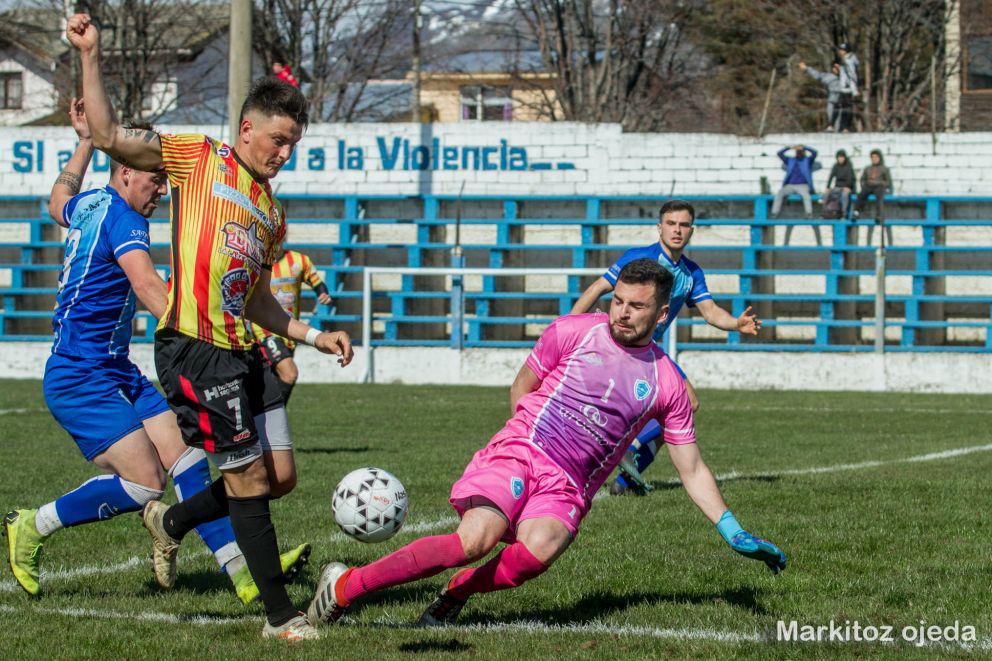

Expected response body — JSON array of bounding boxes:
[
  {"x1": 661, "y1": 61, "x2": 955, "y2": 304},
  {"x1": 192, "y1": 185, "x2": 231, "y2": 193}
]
[{"x1": 502, "y1": 313, "x2": 696, "y2": 502}]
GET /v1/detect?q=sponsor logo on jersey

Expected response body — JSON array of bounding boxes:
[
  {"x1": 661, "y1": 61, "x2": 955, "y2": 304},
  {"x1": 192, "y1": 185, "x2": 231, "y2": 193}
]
[
  {"x1": 130, "y1": 229, "x2": 149, "y2": 240},
  {"x1": 218, "y1": 221, "x2": 266, "y2": 270},
  {"x1": 232, "y1": 429, "x2": 252, "y2": 442},
  {"x1": 510, "y1": 476, "x2": 524, "y2": 499},
  {"x1": 211, "y1": 181, "x2": 277, "y2": 234},
  {"x1": 217, "y1": 145, "x2": 231, "y2": 158},
  {"x1": 579, "y1": 352, "x2": 602, "y2": 365},
  {"x1": 220, "y1": 268, "x2": 251, "y2": 315},
  {"x1": 634, "y1": 379, "x2": 651, "y2": 401}
]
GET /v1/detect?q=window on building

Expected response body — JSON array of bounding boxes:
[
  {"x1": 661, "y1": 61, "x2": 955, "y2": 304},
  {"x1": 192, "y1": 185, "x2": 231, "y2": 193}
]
[
  {"x1": 0, "y1": 72, "x2": 23, "y2": 109},
  {"x1": 460, "y1": 86, "x2": 513, "y2": 121},
  {"x1": 142, "y1": 76, "x2": 179, "y2": 116},
  {"x1": 965, "y1": 35, "x2": 992, "y2": 91}
]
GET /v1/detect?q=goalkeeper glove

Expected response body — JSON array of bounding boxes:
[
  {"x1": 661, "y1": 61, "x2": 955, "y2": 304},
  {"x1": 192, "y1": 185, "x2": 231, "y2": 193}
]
[
  {"x1": 617, "y1": 450, "x2": 653, "y2": 496},
  {"x1": 716, "y1": 510, "x2": 787, "y2": 575}
]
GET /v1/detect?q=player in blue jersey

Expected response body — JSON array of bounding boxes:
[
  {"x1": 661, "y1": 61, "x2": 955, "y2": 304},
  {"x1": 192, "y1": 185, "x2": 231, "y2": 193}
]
[
  {"x1": 1, "y1": 100, "x2": 308, "y2": 601},
  {"x1": 571, "y1": 199, "x2": 762, "y2": 494}
]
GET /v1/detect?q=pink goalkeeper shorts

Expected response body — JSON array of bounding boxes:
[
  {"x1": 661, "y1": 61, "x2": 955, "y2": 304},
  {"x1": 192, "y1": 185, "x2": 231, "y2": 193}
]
[{"x1": 450, "y1": 434, "x2": 587, "y2": 542}]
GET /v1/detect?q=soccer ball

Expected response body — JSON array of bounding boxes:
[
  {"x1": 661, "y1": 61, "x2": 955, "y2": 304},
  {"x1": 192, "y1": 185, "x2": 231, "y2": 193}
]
[{"x1": 332, "y1": 467, "x2": 408, "y2": 543}]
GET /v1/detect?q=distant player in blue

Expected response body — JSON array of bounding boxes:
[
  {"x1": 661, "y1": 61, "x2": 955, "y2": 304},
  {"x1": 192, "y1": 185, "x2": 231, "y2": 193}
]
[
  {"x1": 571, "y1": 199, "x2": 762, "y2": 494},
  {"x1": 1, "y1": 100, "x2": 308, "y2": 600}
]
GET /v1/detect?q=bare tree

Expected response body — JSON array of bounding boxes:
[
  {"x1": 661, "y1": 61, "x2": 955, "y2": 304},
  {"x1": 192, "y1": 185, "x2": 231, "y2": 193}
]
[
  {"x1": 10, "y1": 0, "x2": 228, "y2": 123},
  {"x1": 698, "y1": 0, "x2": 956, "y2": 133},
  {"x1": 510, "y1": 0, "x2": 706, "y2": 131},
  {"x1": 253, "y1": 0, "x2": 410, "y2": 122}
]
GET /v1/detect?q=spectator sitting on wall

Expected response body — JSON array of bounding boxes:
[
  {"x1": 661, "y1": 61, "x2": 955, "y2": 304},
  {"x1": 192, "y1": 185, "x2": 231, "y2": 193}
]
[
  {"x1": 772, "y1": 144, "x2": 821, "y2": 246},
  {"x1": 799, "y1": 61, "x2": 843, "y2": 131},
  {"x1": 854, "y1": 149, "x2": 894, "y2": 245},
  {"x1": 272, "y1": 61, "x2": 299, "y2": 87},
  {"x1": 825, "y1": 149, "x2": 856, "y2": 218}
]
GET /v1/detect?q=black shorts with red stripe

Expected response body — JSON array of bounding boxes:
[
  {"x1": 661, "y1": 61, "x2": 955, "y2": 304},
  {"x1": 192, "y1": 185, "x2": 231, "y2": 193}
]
[{"x1": 154, "y1": 328, "x2": 283, "y2": 454}]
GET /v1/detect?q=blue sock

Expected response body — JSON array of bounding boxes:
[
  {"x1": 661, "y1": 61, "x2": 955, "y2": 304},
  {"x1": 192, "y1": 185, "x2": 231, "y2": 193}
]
[
  {"x1": 170, "y1": 449, "x2": 240, "y2": 570},
  {"x1": 615, "y1": 420, "x2": 662, "y2": 487},
  {"x1": 53, "y1": 475, "x2": 155, "y2": 528}
]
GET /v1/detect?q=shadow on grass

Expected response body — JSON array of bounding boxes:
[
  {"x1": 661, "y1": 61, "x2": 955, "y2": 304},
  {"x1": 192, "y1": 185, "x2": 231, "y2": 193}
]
[
  {"x1": 398, "y1": 638, "x2": 473, "y2": 654},
  {"x1": 460, "y1": 585, "x2": 770, "y2": 624},
  {"x1": 295, "y1": 446, "x2": 371, "y2": 455}
]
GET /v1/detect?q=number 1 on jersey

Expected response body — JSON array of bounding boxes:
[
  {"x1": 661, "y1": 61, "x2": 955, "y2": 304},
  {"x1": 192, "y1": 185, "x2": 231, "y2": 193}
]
[{"x1": 601, "y1": 378, "x2": 616, "y2": 403}]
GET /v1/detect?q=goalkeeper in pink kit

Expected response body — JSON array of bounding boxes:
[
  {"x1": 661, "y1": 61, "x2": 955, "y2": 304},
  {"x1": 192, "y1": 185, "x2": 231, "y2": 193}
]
[{"x1": 307, "y1": 258, "x2": 786, "y2": 627}]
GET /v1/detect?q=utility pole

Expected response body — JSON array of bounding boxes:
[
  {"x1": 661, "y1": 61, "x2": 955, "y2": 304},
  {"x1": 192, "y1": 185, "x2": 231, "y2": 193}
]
[
  {"x1": 411, "y1": 0, "x2": 422, "y2": 122},
  {"x1": 228, "y1": 0, "x2": 252, "y2": 142}
]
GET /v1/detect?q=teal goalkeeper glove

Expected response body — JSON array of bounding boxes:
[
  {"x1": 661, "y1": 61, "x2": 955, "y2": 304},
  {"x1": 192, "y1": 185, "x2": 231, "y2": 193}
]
[
  {"x1": 716, "y1": 510, "x2": 787, "y2": 575},
  {"x1": 617, "y1": 450, "x2": 654, "y2": 496}
]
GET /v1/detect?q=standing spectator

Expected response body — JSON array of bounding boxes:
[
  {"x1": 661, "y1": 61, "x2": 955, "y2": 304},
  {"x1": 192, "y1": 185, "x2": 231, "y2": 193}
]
[
  {"x1": 272, "y1": 61, "x2": 299, "y2": 87},
  {"x1": 836, "y1": 43, "x2": 860, "y2": 95},
  {"x1": 799, "y1": 61, "x2": 843, "y2": 131},
  {"x1": 772, "y1": 144, "x2": 821, "y2": 245},
  {"x1": 835, "y1": 43, "x2": 859, "y2": 132},
  {"x1": 825, "y1": 149, "x2": 856, "y2": 218},
  {"x1": 854, "y1": 149, "x2": 894, "y2": 245}
]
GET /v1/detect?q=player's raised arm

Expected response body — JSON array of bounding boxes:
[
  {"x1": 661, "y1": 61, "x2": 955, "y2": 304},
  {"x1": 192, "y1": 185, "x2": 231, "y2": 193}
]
[
  {"x1": 245, "y1": 268, "x2": 353, "y2": 366},
  {"x1": 66, "y1": 14, "x2": 163, "y2": 172},
  {"x1": 49, "y1": 98, "x2": 94, "y2": 227},
  {"x1": 569, "y1": 277, "x2": 614, "y2": 314},
  {"x1": 509, "y1": 363, "x2": 541, "y2": 413}
]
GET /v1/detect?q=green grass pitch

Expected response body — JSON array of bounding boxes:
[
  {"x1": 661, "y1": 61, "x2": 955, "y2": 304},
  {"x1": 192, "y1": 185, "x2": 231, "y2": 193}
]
[{"x1": 0, "y1": 379, "x2": 989, "y2": 658}]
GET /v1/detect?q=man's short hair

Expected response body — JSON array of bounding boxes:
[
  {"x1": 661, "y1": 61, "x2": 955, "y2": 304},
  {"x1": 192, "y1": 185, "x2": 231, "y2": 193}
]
[
  {"x1": 110, "y1": 121, "x2": 155, "y2": 177},
  {"x1": 239, "y1": 77, "x2": 308, "y2": 127},
  {"x1": 616, "y1": 258, "x2": 674, "y2": 309},
  {"x1": 659, "y1": 199, "x2": 696, "y2": 223}
]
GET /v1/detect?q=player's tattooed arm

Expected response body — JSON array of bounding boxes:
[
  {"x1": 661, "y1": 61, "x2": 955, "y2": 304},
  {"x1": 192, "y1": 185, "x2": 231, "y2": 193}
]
[
  {"x1": 54, "y1": 171, "x2": 83, "y2": 195},
  {"x1": 49, "y1": 98, "x2": 95, "y2": 227}
]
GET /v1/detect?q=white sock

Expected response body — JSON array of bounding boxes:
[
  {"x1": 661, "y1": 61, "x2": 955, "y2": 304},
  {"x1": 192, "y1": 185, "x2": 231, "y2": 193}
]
[
  {"x1": 35, "y1": 502, "x2": 63, "y2": 537},
  {"x1": 225, "y1": 553, "x2": 247, "y2": 579}
]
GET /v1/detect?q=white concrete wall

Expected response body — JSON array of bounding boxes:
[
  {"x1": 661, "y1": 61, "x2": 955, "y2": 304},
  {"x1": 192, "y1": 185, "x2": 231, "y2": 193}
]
[
  {"x1": 1, "y1": 343, "x2": 989, "y2": 393},
  {"x1": 0, "y1": 123, "x2": 990, "y2": 197}
]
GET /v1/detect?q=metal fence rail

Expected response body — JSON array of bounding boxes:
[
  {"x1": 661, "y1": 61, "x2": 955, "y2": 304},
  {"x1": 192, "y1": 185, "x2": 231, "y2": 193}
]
[{"x1": 0, "y1": 193, "x2": 990, "y2": 352}]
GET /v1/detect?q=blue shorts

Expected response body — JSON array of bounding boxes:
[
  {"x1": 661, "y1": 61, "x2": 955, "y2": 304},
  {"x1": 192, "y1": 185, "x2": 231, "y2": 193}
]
[{"x1": 43, "y1": 353, "x2": 171, "y2": 461}]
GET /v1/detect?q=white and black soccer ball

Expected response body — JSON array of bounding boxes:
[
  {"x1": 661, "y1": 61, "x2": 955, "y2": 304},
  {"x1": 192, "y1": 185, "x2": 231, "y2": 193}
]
[{"x1": 332, "y1": 467, "x2": 408, "y2": 543}]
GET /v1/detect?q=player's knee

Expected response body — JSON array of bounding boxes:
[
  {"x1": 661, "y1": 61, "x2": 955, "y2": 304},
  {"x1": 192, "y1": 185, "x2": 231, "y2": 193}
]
[
  {"x1": 120, "y1": 477, "x2": 165, "y2": 506},
  {"x1": 123, "y1": 466, "x2": 166, "y2": 493},
  {"x1": 457, "y1": 529, "x2": 498, "y2": 562},
  {"x1": 278, "y1": 361, "x2": 298, "y2": 385},
  {"x1": 223, "y1": 458, "x2": 271, "y2": 497},
  {"x1": 518, "y1": 525, "x2": 570, "y2": 566},
  {"x1": 268, "y1": 472, "x2": 297, "y2": 499}
]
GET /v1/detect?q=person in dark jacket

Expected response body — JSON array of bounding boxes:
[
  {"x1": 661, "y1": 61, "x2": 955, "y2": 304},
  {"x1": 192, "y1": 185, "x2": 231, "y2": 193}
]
[
  {"x1": 825, "y1": 149, "x2": 856, "y2": 218},
  {"x1": 854, "y1": 149, "x2": 894, "y2": 244}
]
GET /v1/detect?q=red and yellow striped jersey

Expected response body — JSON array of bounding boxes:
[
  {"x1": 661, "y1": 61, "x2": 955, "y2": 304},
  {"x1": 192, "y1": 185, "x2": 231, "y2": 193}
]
[
  {"x1": 249, "y1": 250, "x2": 324, "y2": 349},
  {"x1": 157, "y1": 133, "x2": 286, "y2": 350}
]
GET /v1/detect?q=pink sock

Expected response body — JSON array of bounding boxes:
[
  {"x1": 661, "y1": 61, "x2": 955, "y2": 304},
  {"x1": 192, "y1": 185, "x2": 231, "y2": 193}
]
[
  {"x1": 343, "y1": 533, "x2": 467, "y2": 603},
  {"x1": 447, "y1": 542, "x2": 548, "y2": 601}
]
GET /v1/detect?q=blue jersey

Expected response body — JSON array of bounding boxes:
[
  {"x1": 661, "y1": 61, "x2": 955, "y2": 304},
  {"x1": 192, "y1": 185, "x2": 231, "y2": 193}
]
[
  {"x1": 52, "y1": 186, "x2": 152, "y2": 359},
  {"x1": 604, "y1": 243, "x2": 711, "y2": 340}
]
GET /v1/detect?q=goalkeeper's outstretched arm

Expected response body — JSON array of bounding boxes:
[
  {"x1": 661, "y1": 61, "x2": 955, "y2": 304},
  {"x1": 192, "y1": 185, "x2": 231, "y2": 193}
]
[{"x1": 666, "y1": 442, "x2": 787, "y2": 574}]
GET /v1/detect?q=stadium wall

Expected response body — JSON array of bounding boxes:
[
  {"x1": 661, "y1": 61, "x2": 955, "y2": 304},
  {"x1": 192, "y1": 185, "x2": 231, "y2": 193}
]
[
  {"x1": 1, "y1": 123, "x2": 990, "y2": 197},
  {"x1": 0, "y1": 343, "x2": 988, "y2": 394}
]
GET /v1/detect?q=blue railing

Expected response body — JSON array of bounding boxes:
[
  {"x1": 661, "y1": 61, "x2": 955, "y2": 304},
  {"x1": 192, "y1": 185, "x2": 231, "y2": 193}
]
[{"x1": 0, "y1": 193, "x2": 989, "y2": 352}]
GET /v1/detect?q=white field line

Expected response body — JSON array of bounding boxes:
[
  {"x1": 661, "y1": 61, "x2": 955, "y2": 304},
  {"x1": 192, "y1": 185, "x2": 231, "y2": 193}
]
[
  {"x1": 710, "y1": 404, "x2": 992, "y2": 416},
  {"x1": 0, "y1": 408, "x2": 42, "y2": 416},
  {"x1": 709, "y1": 443, "x2": 992, "y2": 483},
  {"x1": 2, "y1": 602, "x2": 991, "y2": 651}
]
